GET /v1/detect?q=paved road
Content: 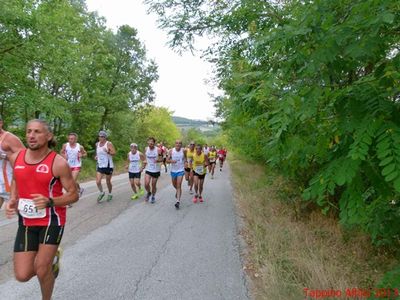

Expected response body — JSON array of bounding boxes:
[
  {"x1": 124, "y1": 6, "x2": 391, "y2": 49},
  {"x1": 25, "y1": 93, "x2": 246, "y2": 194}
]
[{"x1": 0, "y1": 163, "x2": 249, "y2": 300}]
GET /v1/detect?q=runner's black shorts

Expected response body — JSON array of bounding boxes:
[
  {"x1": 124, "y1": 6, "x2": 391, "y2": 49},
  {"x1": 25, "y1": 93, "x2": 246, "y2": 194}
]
[
  {"x1": 184, "y1": 167, "x2": 191, "y2": 172},
  {"x1": 193, "y1": 172, "x2": 206, "y2": 179},
  {"x1": 97, "y1": 167, "x2": 113, "y2": 175},
  {"x1": 14, "y1": 225, "x2": 64, "y2": 252},
  {"x1": 129, "y1": 172, "x2": 141, "y2": 179},
  {"x1": 145, "y1": 170, "x2": 160, "y2": 178}
]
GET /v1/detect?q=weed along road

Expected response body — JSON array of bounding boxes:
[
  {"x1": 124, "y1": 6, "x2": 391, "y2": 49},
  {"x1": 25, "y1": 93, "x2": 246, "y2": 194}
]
[{"x1": 0, "y1": 163, "x2": 249, "y2": 300}]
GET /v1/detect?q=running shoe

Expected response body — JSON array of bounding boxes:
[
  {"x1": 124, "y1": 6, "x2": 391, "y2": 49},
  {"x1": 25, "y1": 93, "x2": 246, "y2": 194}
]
[
  {"x1": 97, "y1": 192, "x2": 105, "y2": 203},
  {"x1": 175, "y1": 201, "x2": 180, "y2": 209},
  {"x1": 199, "y1": 196, "x2": 204, "y2": 203},
  {"x1": 151, "y1": 195, "x2": 156, "y2": 203},
  {"x1": 138, "y1": 188, "x2": 145, "y2": 197},
  {"x1": 211, "y1": 175, "x2": 214, "y2": 179},
  {"x1": 220, "y1": 168, "x2": 222, "y2": 171},
  {"x1": 79, "y1": 187, "x2": 85, "y2": 198},
  {"x1": 189, "y1": 189, "x2": 194, "y2": 195},
  {"x1": 145, "y1": 192, "x2": 151, "y2": 202},
  {"x1": 131, "y1": 193, "x2": 139, "y2": 200},
  {"x1": 52, "y1": 247, "x2": 62, "y2": 279},
  {"x1": 193, "y1": 195, "x2": 198, "y2": 203},
  {"x1": 107, "y1": 194, "x2": 113, "y2": 202}
]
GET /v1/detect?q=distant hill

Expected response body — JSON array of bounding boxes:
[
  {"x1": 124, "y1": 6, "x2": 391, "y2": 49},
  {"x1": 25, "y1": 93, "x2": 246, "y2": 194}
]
[
  {"x1": 172, "y1": 116, "x2": 219, "y2": 132},
  {"x1": 172, "y1": 116, "x2": 209, "y2": 127}
]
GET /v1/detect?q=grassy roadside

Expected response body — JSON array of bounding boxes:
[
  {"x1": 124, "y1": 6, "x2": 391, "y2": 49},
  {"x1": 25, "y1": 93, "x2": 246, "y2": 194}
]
[{"x1": 229, "y1": 153, "x2": 398, "y2": 300}]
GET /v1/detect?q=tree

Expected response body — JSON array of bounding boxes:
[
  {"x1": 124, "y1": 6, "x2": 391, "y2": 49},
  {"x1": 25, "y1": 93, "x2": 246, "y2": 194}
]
[{"x1": 0, "y1": 0, "x2": 158, "y2": 153}]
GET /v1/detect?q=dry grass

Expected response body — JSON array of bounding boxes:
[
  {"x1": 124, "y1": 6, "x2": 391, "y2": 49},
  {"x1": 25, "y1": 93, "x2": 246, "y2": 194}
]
[{"x1": 229, "y1": 154, "x2": 397, "y2": 300}]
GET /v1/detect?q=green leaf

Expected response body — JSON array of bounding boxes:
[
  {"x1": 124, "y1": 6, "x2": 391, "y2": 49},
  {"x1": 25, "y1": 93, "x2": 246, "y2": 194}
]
[
  {"x1": 385, "y1": 171, "x2": 398, "y2": 182},
  {"x1": 379, "y1": 156, "x2": 394, "y2": 167},
  {"x1": 335, "y1": 172, "x2": 346, "y2": 186},
  {"x1": 394, "y1": 177, "x2": 400, "y2": 193},
  {"x1": 377, "y1": 148, "x2": 392, "y2": 159},
  {"x1": 382, "y1": 13, "x2": 395, "y2": 24},
  {"x1": 382, "y1": 163, "x2": 395, "y2": 176}
]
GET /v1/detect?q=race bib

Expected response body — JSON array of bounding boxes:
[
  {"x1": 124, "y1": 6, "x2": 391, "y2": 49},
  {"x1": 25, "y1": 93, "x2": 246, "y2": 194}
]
[
  {"x1": 195, "y1": 166, "x2": 204, "y2": 174},
  {"x1": 68, "y1": 157, "x2": 77, "y2": 165},
  {"x1": 98, "y1": 156, "x2": 107, "y2": 165},
  {"x1": 18, "y1": 198, "x2": 46, "y2": 219}
]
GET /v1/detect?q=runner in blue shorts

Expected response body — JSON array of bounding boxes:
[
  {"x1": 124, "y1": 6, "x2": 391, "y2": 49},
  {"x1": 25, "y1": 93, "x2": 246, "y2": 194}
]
[{"x1": 167, "y1": 140, "x2": 186, "y2": 209}]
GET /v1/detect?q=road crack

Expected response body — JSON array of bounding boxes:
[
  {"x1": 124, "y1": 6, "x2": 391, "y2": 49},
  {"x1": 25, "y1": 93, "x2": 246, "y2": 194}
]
[{"x1": 132, "y1": 208, "x2": 189, "y2": 299}]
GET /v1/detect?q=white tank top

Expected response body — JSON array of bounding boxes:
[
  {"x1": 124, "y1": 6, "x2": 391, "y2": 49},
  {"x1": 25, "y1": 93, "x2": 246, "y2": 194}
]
[
  {"x1": 170, "y1": 148, "x2": 185, "y2": 173},
  {"x1": 96, "y1": 141, "x2": 114, "y2": 168},
  {"x1": 145, "y1": 147, "x2": 160, "y2": 173},
  {"x1": 65, "y1": 143, "x2": 81, "y2": 168},
  {"x1": 128, "y1": 151, "x2": 141, "y2": 173},
  {"x1": 203, "y1": 147, "x2": 210, "y2": 155},
  {"x1": 0, "y1": 133, "x2": 12, "y2": 194}
]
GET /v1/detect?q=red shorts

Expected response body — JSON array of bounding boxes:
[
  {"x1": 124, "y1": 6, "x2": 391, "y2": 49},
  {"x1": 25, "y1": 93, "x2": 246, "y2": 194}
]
[
  {"x1": 218, "y1": 156, "x2": 225, "y2": 162},
  {"x1": 70, "y1": 167, "x2": 81, "y2": 172}
]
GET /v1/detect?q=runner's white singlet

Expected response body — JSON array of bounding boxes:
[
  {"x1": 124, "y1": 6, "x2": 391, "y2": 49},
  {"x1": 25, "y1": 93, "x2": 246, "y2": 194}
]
[
  {"x1": 145, "y1": 147, "x2": 161, "y2": 173},
  {"x1": 128, "y1": 151, "x2": 141, "y2": 173},
  {"x1": 170, "y1": 148, "x2": 185, "y2": 173},
  {"x1": 96, "y1": 141, "x2": 114, "y2": 168}
]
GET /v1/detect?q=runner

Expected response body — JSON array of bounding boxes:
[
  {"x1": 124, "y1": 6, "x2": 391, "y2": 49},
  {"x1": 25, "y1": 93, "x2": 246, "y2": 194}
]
[
  {"x1": 5, "y1": 119, "x2": 78, "y2": 300},
  {"x1": 208, "y1": 145, "x2": 217, "y2": 179},
  {"x1": 191, "y1": 144, "x2": 209, "y2": 203},
  {"x1": 127, "y1": 143, "x2": 146, "y2": 200},
  {"x1": 217, "y1": 147, "x2": 227, "y2": 171},
  {"x1": 167, "y1": 140, "x2": 186, "y2": 209},
  {"x1": 0, "y1": 116, "x2": 25, "y2": 209},
  {"x1": 203, "y1": 144, "x2": 210, "y2": 156},
  {"x1": 184, "y1": 141, "x2": 195, "y2": 194},
  {"x1": 60, "y1": 133, "x2": 87, "y2": 199},
  {"x1": 95, "y1": 131, "x2": 116, "y2": 203},
  {"x1": 144, "y1": 137, "x2": 162, "y2": 203},
  {"x1": 159, "y1": 141, "x2": 168, "y2": 173}
]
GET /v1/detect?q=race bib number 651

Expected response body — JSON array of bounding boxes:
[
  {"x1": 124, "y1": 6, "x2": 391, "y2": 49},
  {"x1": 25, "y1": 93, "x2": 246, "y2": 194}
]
[{"x1": 18, "y1": 198, "x2": 46, "y2": 219}]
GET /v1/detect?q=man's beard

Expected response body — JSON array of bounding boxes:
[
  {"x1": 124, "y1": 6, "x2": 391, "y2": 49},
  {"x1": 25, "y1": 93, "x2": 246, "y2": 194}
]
[{"x1": 28, "y1": 144, "x2": 41, "y2": 151}]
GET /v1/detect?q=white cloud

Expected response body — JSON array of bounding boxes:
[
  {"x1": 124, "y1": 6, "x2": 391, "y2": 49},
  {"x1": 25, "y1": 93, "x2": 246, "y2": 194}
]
[{"x1": 85, "y1": 0, "x2": 217, "y2": 120}]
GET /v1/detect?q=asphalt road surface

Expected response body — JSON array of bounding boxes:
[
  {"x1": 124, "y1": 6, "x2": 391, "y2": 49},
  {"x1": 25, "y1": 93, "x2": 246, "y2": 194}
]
[{"x1": 0, "y1": 162, "x2": 249, "y2": 300}]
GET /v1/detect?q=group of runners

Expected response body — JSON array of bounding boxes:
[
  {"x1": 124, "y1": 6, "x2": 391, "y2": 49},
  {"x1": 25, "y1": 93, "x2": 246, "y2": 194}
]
[
  {"x1": 124, "y1": 138, "x2": 228, "y2": 210},
  {"x1": 0, "y1": 117, "x2": 227, "y2": 299}
]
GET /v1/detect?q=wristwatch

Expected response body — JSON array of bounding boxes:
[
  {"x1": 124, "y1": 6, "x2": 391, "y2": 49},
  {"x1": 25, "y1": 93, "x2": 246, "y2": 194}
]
[{"x1": 47, "y1": 197, "x2": 55, "y2": 207}]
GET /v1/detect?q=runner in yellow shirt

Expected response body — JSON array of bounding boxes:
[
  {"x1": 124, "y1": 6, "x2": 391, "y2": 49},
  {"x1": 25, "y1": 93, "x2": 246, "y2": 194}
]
[
  {"x1": 207, "y1": 145, "x2": 217, "y2": 179},
  {"x1": 184, "y1": 141, "x2": 195, "y2": 194},
  {"x1": 190, "y1": 144, "x2": 209, "y2": 203}
]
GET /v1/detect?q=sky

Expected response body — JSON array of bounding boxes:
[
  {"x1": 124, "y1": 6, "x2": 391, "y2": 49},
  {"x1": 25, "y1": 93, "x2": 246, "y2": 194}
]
[{"x1": 85, "y1": 0, "x2": 218, "y2": 121}]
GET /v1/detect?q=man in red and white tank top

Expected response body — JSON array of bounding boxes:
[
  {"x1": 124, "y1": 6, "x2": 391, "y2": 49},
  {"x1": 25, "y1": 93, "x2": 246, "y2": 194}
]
[
  {"x1": 60, "y1": 132, "x2": 87, "y2": 198},
  {"x1": 0, "y1": 116, "x2": 25, "y2": 209},
  {"x1": 5, "y1": 119, "x2": 78, "y2": 300}
]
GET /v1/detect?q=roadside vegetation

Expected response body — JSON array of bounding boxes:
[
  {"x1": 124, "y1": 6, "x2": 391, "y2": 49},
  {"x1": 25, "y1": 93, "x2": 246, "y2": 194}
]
[{"x1": 230, "y1": 153, "x2": 398, "y2": 299}]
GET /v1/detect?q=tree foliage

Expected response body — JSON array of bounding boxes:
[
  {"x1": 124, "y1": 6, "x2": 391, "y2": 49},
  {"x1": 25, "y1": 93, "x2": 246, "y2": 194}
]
[
  {"x1": 146, "y1": 0, "x2": 400, "y2": 284},
  {"x1": 0, "y1": 0, "x2": 159, "y2": 151}
]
